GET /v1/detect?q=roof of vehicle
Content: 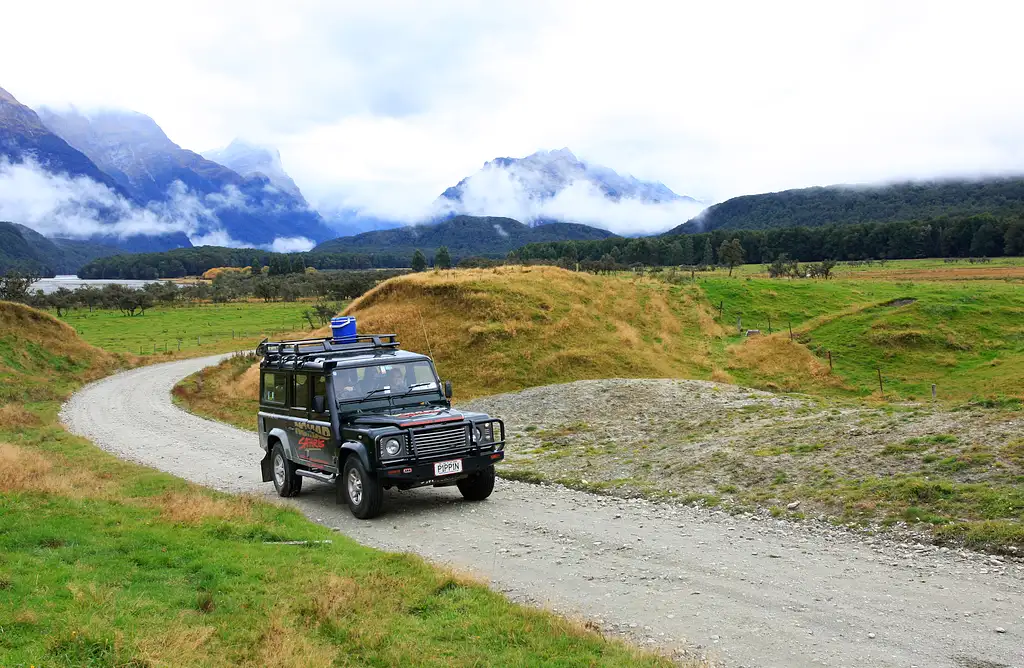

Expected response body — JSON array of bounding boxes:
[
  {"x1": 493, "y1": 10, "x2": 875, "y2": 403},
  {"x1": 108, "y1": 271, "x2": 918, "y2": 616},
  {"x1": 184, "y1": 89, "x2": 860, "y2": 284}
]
[{"x1": 257, "y1": 335, "x2": 431, "y2": 372}]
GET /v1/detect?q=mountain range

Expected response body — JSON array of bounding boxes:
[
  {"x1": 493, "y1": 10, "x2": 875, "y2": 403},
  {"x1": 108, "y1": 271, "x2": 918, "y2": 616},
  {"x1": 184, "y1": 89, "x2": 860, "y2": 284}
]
[
  {"x1": 670, "y1": 178, "x2": 1024, "y2": 234},
  {"x1": 314, "y1": 214, "x2": 614, "y2": 258},
  {"x1": 0, "y1": 220, "x2": 122, "y2": 276},
  {"x1": 436, "y1": 148, "x2": 699, "y2": 230}
]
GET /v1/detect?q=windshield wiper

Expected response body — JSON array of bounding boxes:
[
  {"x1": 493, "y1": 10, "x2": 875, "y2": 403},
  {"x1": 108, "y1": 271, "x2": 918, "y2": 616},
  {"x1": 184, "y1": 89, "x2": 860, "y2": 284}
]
[{"x1": 397, "y1": 382, "x2": 435, "y2": 397}]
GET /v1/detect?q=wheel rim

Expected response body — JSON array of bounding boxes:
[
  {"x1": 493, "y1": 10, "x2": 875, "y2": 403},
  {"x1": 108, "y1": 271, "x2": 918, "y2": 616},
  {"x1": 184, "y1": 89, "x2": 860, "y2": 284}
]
[
  {"x1": 273, "y1": 453, "x2": 286, "y2": 487},
  {"x1": 347, "y1": 468, "x2": 363, "y2": 505}
]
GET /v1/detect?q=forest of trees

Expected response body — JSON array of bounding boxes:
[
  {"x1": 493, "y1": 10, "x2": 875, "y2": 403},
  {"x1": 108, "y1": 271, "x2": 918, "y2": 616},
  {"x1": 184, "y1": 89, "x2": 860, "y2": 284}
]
[
  {"x1": 668, "y1": 177, "x2": 1024, "y2": 234},
  {"x1": 511, "y1": 214, "x2": 1024, "y2": 267}
]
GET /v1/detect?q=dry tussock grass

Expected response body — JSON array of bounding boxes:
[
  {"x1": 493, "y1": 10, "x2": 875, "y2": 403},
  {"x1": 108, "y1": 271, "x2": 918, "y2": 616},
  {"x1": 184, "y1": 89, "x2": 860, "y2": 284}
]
[
  {"x1": 727, "y1": 335, "x2": 845, "y2": 391},
  {"x1": 0, "y1": 403, "x2": 41, "y2": 428},
  {"x1": 136, "y1": 623, "x2": 217, "y2": 667},
  {"x1": 152, "y1": 489, "x2": 256, "y2": 524},
  {"x1": 343, "y1": 267, "x2": 712, "y2": 399},
  {"x1": 0, "y1": 442, "x2": 111, "y2": 497},
  {"x1": 251, "y1": 617, "x2": 336, "y2": 668}
]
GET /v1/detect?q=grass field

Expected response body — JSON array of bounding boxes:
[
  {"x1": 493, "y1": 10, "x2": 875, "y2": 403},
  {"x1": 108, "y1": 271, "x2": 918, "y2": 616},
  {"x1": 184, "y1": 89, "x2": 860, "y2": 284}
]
[
  {"x1": 61, "y1": 301, "x2": 315, "y2": 356},
  {"x1": 0, "y1": 301, "x2": 673, "y2": 667},
  {"x1": 702, "y1": 276, "x2": 1024, "y2": 401},
  {"x1": 174, "y1": 263, "x2": 1023, "y2": 552}
]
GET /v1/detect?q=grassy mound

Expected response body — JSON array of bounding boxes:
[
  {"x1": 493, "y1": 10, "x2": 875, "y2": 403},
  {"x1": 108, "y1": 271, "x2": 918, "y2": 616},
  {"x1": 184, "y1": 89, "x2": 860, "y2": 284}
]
[
  {"x1": 0, "y1": 301, "x2": 672, "y2": 667},
  {"x1": 345, "y1": 266, "x2": 721, "y2": 400},
  {"x1": 0, "y1": 301, "x2": 116, "y2": 403}
]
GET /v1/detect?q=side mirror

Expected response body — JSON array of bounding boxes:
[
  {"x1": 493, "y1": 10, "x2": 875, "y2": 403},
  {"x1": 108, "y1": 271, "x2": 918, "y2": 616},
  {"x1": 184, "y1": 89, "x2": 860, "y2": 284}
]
[
  {"x1": 312, "y1": 395, "x2": 326, "y2": 414},
  {"x1": 444, "y1": 380, "x2": 453, "y2": 400}
]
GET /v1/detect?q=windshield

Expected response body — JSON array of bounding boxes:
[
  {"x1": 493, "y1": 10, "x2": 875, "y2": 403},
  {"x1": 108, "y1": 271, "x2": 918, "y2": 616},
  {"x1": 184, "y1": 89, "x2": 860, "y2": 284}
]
[{"x1": 333, "y1": 360, "x2": 440, "y2": 403}]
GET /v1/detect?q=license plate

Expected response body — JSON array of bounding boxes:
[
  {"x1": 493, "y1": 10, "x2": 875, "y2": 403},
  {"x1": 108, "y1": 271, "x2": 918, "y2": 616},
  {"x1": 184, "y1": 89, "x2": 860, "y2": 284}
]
[{"x1": 433, "y1": 459, "x2": 463, "y2": 476}]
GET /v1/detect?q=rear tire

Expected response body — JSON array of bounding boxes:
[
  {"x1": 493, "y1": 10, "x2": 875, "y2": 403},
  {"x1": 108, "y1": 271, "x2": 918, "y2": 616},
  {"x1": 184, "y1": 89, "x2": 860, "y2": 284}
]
[
  {"x1": 342, "y1": 457, "x2": 384, "y2": 519},
  {"x1": 457, "y1": 466, "x2": 495, "y2": 501},
  {"x1": 271, "y1": 443, "x2": 302, "y2": 497}
]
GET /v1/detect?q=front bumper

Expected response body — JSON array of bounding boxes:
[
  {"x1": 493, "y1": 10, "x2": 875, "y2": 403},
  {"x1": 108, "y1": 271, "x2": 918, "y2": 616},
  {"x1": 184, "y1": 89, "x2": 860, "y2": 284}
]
[{"x1": 377, "y1": 450, "x2": 504, "y2": 486}]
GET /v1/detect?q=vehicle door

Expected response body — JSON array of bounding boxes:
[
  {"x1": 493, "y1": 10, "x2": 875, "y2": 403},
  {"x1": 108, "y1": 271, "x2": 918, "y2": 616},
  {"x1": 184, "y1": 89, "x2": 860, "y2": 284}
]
[
  {"x1": 260, "y1": 369, "x2": 291, "y2": 449},
  {"x1": 310, "y1": 373, "x2": 338, "y2": 470},
  {"x1": 291, "y1": 372, "x2": 332, "y2": 469}
]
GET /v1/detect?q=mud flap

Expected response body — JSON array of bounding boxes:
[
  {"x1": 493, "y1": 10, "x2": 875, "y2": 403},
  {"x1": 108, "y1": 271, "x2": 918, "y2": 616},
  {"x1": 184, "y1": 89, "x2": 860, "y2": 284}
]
[{"x1": 260, "y1": 451, "x2": 274, "y2": 482}]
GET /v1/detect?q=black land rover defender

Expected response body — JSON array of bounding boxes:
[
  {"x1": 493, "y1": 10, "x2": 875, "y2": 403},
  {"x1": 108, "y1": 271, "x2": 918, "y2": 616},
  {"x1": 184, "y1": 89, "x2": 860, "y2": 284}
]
[{"x1": 256, "y1": 333, "x2": 505, "y2": 519}]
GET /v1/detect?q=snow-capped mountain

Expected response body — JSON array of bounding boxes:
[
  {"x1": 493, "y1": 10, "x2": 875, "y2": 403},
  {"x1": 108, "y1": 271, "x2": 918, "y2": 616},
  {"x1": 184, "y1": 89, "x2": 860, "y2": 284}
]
[
  {"x1": 204, "y1": 139, "x2": 305, "y2": 202},
  {"x1": 436, "y1": 148, "x2": 705, "y2": 235},
  {"x1": 33, "y1": 106, "x2": 334, "y2": 247}
]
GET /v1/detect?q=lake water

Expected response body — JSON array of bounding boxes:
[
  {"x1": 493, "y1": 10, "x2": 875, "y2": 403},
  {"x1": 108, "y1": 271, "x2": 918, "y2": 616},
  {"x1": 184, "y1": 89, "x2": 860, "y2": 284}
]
[{"x1": 30, "y1": 275, "x2": 160, "y2": 295}]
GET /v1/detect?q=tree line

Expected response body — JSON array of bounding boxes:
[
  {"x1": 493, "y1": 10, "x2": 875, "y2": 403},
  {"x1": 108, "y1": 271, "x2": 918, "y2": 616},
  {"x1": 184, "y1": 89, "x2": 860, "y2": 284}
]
[
  {"x1": 2, "y1": 269, "x2": 405, "y2": 319},
  {"x1": 510, "y1": 214, "x2": 1024, "y2": 267},
  {"x1": 77, "y1": 246, "x2": 413, "y2": 280}
]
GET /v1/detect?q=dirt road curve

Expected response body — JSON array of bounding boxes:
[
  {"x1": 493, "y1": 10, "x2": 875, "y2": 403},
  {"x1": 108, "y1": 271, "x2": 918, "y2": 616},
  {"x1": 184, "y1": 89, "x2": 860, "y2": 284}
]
[{"x1": 62, "y1": 355, "x2": 1023, "y2": 668}]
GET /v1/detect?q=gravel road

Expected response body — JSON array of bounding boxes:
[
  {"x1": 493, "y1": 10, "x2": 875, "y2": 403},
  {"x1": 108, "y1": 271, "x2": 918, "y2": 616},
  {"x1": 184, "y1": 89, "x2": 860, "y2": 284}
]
[{"x1": 61, "y1": 355, "x2": 1023, "y2": 668}]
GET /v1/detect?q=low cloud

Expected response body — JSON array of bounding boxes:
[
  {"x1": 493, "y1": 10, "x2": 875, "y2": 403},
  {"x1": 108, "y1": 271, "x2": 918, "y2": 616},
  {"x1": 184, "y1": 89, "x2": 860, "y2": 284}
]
[
  {"x1": 269, "y1": 236, "x2": 316, "y2": 253},
  {"x1": 435, "y1": 165, "x2": 707, "y2": 236},
  {"x1": 0, "y1": 157, "x2": 304, "y2": 249}
]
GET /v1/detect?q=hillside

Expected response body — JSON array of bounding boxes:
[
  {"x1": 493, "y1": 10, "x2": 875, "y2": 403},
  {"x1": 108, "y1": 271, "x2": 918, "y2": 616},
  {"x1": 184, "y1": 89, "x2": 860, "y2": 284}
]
[
  {"x1": 343, "y1": 266, "x2": 719, "y2": 398},
  {"x1": 0, "y1": 221, "x2": 121, "y2": 275},
  {"x1": 315, "y1": 215, "x2": 615, "y2": 259},
  {"x1": 0, "y1": 86, "x2": 126, "y2": 195},
  {"x1": 669, "y1": 177, "x2": 1024, "y2": 234}
]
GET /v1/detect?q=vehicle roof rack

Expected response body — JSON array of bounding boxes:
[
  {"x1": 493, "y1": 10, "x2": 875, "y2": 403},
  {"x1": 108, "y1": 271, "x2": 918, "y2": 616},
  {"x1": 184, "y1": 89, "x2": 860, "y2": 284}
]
[{"x1": 257, "y1": 334, "x2": 400, "y2": 365}]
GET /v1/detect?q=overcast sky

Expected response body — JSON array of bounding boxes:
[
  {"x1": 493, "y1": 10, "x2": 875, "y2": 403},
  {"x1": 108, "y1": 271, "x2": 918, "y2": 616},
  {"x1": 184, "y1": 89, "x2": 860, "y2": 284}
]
[{"x1": 2, "y1": 0, "x2": 1022, "y2": 222}]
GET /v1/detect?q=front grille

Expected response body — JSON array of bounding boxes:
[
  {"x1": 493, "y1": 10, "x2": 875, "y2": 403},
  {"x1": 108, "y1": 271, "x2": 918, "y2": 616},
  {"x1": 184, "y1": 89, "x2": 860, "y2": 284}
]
[{"x1": 411, "y1": 424, "x2": 470, "y2": 459}]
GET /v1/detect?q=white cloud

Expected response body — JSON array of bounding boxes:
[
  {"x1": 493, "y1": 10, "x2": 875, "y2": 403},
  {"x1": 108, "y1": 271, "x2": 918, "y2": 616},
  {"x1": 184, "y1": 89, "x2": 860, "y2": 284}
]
[
  {"x1": 0, "y1": 157, "x2": 273, "y2": 247},
  {"x1": 268, "y1": 236, "x2": 316, "y2": 253},
  {"x1": 2, "y1": 1, "x2": 1023, "y2": 234}
]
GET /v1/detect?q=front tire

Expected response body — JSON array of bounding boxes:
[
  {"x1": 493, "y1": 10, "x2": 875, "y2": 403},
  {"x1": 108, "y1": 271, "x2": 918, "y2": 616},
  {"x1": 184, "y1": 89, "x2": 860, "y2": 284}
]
[
  {"x1": 457, "y1": 466, "x2": 495, "y2": 501},
  {"x1": 271, "y1": 443, "x2": 302, "y2": 497},
  {"x1": 342, "y1": 457, "x2": 384, "y2": 519}
]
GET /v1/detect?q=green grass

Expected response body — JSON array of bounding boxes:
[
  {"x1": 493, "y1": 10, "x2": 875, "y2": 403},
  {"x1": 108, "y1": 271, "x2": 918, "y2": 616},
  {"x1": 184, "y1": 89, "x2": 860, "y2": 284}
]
[
  {"x1": 59, "y1": 301, "x2": 316, "y2": 355},
  {"x1": 0, "y1": 302, "x2": 672, "y2": 667},
  {"x1": 701, "y1": 276, "x2": 1024, "y2": 402}
]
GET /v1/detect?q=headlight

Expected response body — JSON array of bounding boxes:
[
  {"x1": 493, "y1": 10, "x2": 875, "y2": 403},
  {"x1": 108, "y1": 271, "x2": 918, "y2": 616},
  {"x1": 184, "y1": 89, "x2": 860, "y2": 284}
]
[
  {"x1": 383, "y1": 437, "x2": 402, "y2": 457},
  {"x1": 474, "y1": 423, "x2": 494, "y2": 444}
]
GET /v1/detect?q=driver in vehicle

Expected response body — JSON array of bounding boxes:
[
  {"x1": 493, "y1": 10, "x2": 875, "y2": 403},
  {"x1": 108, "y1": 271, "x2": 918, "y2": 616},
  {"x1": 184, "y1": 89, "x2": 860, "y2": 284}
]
[{"x1": 385, "y1": 365, "x2": 408, "y2": 393}]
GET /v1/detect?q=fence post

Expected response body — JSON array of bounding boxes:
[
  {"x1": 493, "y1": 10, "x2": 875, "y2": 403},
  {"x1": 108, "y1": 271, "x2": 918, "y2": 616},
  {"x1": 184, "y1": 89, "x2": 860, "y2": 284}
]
[
  {"x1": 827, "y1": 350, "x2": 833, "y2": 370},
  {"x1": 197, "y1": 336, "x2": 201, "y2": 346},
  {"x1": 931, "y1": 384, "x2": 937, "y2": 400},
  {"x1": 737, "y1": 316, "x2": 742, "y2": 333},
  {"x1": 719, "y1": 301, "x2": 724, "y2": 318},
  {"x1": 768, "y1": 315, "x2": 772, "y2": 334},
  {"x1": 877, "y1": 368, "x2": 884, "y2": 399}
]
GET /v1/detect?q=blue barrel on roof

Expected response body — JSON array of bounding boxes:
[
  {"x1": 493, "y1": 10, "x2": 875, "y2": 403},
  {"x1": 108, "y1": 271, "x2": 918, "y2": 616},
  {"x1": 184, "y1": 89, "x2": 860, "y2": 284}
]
[{"x1": 330, "y1": 316, "x2": 357, "y2": 343}]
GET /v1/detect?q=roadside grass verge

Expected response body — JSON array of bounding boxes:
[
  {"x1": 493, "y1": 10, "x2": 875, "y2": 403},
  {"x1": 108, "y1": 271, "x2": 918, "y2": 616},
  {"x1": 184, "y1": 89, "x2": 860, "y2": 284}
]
[{"x1": 0, "y1": 301, "x2": 674, "y2": 667}]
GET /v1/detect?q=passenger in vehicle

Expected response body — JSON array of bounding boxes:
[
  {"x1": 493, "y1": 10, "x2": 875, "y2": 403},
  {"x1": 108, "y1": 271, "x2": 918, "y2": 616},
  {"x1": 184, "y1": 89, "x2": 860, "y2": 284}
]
[{"x1": 336, "y1": 368, "x2": 360, "y2": 399}]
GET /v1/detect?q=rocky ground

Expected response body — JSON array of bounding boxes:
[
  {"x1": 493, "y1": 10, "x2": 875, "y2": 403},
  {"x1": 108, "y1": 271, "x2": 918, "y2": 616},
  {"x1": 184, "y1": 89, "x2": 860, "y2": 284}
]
[{"x1": 464, "y1": 379, "x2": 1024, "y2": 552}]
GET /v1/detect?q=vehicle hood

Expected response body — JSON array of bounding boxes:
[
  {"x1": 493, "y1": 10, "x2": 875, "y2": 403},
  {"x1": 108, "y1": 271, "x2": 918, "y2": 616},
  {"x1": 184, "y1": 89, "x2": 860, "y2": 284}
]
[{"x1": 348, "y1": 407, "x2": 486, "y2": 429}]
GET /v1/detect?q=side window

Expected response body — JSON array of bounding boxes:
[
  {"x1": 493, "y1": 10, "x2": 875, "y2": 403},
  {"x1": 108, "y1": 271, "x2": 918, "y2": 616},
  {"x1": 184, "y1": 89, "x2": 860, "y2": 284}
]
[
  {"x1": 262, "y1": 372, "x2": 287, "y2": 405},
  {"x1": 312, "y1": 375, "x2": 327, "y2": 412},
  {"x1": 292, "y1": 374, "x2": 310, "y2": 410}
]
